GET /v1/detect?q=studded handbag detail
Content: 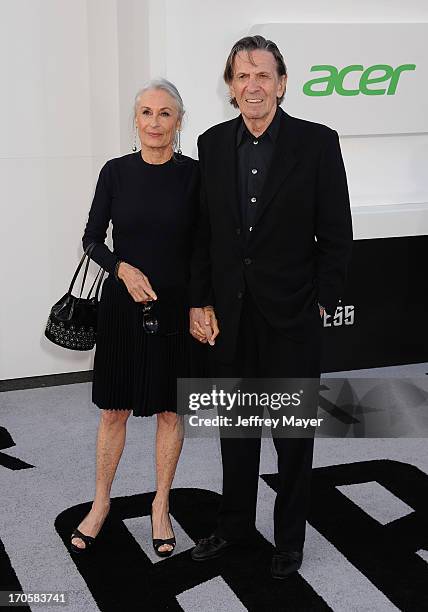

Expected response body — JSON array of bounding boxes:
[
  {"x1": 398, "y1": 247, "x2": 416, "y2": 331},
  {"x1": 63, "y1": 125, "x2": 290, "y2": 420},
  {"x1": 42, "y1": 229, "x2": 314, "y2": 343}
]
[{"x1": 44, "y1": 243, "x2": 105, "y2": 351}]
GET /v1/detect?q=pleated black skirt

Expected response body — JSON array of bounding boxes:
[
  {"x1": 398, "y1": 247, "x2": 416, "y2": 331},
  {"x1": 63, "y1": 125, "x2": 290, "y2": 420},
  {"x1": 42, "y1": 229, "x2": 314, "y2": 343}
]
[{"x1": 92, "y1": 275, "x2": 208, "y2": 416}]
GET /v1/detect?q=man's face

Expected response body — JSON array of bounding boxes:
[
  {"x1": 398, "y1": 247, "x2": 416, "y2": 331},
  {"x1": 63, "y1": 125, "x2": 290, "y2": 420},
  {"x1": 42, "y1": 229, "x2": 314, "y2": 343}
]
[{"x1": 229, "y1": 49, "x2": 286, "y2": 121}]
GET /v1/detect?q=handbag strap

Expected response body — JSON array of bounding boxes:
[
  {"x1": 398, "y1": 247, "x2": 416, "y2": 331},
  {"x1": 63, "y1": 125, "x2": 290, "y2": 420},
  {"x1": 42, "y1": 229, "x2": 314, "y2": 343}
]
[
  {"x1": 86, "y1": 266, "x2": 106, "y2": 301},
  {"x1": 94, "y1": 268, "x2": 106, "y2": 301},
  {"x1": 68, "y1": 242, "x2": 97, "y2": 296}
]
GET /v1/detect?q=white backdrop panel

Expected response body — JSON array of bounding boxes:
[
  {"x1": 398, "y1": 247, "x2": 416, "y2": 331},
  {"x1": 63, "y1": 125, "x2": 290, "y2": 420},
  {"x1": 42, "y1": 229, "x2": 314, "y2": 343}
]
[{"x1": 253, "y1": 23, "x2": 428, "y2": 135}]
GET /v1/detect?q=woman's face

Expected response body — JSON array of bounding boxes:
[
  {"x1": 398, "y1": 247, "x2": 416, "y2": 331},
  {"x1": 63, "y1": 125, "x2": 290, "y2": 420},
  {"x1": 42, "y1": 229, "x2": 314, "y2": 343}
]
[{"x1": 135, "y1": 89, "x2": 181, "y2": 152}]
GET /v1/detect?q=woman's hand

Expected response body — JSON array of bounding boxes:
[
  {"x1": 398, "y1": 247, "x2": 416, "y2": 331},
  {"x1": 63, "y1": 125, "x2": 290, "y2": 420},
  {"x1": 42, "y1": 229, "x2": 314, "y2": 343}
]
[{"x1": 117, "y1": 262, "x2": 157, "y2": 303}]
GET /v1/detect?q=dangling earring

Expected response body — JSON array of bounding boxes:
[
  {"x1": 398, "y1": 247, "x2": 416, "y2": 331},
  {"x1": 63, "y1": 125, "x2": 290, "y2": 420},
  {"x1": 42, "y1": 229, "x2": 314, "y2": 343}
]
[
  {"x1": 176, "y1": 130, "x2": 182, "y2": 155},
  {"x1": 132, "y1": 126, "x2": 138, "y2": 152}
]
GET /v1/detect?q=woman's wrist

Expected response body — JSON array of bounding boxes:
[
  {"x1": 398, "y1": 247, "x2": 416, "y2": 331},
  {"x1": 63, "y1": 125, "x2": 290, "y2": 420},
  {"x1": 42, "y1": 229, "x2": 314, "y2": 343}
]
[{"x1": 114, "y1": 260, "x2": 124, "y2": 282}]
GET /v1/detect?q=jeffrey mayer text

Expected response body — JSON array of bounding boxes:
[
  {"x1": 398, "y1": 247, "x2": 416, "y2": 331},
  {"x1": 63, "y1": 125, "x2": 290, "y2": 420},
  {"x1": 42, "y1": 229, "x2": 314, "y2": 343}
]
[{"x1": 188, "y1": 415, "x2": 323, "y2": 429}]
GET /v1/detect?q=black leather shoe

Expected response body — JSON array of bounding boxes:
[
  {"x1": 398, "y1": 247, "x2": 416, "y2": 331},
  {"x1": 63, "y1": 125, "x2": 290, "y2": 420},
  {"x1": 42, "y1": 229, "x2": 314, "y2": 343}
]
[
  {"x1": 191, "y1": 534, "x2": 233, "y2": 561},
  {"x1": 271, "y1": 550, "x2": 303, "y2": 579}
]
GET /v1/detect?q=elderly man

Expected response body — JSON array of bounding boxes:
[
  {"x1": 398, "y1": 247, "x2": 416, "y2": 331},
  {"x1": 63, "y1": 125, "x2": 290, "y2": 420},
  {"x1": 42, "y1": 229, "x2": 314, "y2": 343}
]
[{"x1": 190, "y1": 35, "x2": 353, "y2": 578}]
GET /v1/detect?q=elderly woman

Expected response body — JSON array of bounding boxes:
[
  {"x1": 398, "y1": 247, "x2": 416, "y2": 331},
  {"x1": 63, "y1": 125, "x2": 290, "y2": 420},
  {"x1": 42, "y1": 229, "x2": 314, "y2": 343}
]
[{"x1": 70, "y1": 79, "x2": 207, "y2": 557}]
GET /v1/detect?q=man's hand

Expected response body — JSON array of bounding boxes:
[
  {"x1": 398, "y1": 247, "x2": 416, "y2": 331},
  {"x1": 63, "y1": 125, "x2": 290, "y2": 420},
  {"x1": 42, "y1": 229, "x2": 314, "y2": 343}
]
[{"x1": 190, "y1": 306, "x2": 219, "y2": 346}]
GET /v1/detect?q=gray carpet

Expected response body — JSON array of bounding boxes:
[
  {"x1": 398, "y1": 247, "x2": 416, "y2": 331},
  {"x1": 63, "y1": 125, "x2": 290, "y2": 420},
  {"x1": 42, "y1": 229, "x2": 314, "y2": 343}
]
[{"x1": 1, "y1": 363, "x2": 427, "y2": 611}]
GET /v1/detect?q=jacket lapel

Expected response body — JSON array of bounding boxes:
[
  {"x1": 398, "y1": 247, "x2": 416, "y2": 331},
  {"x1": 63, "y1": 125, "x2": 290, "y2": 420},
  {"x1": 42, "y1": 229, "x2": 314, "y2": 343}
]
[
  {"x1": 253, "y1": 110, "x2": 298, "y2": 227},
  {"x1": 220, "y1": 117, "x2": 241, "y2": 229}
]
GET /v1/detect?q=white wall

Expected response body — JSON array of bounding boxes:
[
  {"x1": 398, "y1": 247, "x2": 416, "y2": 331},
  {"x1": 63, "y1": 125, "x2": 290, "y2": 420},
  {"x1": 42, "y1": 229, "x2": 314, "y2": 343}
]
[
  {"x1": 1, "y1": 0, "x2": 427, "y2": 380},
  {"x1": 1, "y1": 0, "x2": 121, "y2": 380}
]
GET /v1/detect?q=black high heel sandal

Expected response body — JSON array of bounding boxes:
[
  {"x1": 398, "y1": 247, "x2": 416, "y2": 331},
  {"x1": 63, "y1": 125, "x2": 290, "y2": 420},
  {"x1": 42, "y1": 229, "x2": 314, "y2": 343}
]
[
  {"x1": 70, "y1": 508, "x2": 110, "y2": 555},
  {"x1": 70, "y1": 528, "x2": 96, "y2": 554},
  {"x1": 150, "y1": 510, "x2": 176, "y2": 558}
]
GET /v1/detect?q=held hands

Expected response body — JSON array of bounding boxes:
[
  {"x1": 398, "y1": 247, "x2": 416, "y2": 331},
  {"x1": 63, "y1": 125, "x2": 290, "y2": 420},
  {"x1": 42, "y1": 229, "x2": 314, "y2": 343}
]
[
  {"x1": 117, "y1": 262, "x2": 157, "y2": 303},
  {"x1": 190, "y1": 306, "x2": 219, "y2": 346}
]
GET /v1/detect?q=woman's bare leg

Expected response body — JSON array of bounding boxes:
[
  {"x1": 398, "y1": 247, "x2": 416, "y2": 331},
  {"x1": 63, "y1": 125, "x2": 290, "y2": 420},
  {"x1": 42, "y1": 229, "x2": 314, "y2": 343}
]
[
  {"x1": 71, "y1": 408, "x2": 132, "y2": 549},
  {"x1": 152, "y1": 411, "x2": 184, "y2": 552}
]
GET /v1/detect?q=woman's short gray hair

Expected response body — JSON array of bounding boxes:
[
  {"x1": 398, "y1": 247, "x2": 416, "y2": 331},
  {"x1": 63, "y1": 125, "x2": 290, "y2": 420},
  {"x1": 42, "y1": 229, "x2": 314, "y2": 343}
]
[{"x1": 134, "y1": 79, "x2": 185, "y2": 120}]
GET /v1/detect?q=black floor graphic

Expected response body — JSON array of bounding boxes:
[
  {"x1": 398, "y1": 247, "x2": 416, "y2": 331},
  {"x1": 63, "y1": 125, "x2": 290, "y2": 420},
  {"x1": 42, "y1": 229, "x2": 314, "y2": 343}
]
[
  {"x1": 263, "y1": 459, "x2": 428, "y2": 612},
  {"x1": 56, "y1": 489, "x2": 331, "y2": 612},
  {"x1": 4, "y1": 406, "x2": 428, "y2": 612},
  {"x1": 318, "y1": 382, "x2": 360, "y2": 425},
  {"x1": 0, "y1": 427, "x2": 34, "y2": 470},
  {"x1": 0, "y1": 538, "x2": 31, "y2": 610}
]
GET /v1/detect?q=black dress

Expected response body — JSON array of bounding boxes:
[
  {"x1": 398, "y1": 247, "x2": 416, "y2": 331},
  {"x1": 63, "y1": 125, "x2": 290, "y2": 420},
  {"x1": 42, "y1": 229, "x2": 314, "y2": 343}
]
[{"x1": 82, "y1": 151, "x2": 206, "y2": 416}]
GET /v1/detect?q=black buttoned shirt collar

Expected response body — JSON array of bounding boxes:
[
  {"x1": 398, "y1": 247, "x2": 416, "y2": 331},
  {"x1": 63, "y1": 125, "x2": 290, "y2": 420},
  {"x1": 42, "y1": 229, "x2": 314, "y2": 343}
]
[{"x1": 236, "y1": 105, "x2": 282, "y2": 236}]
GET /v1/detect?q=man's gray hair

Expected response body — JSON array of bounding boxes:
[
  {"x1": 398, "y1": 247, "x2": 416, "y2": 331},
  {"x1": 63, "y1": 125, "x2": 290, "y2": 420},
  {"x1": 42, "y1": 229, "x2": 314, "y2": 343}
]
[{"x1": 134, "y1": 78, "x2": 185, "y2": 120}]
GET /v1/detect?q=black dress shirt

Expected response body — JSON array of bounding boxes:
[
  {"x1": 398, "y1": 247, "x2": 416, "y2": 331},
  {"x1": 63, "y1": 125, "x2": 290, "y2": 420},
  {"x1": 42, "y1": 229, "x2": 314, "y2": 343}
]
[{"x1": 236, "y1": 106, "x2": 281, "y2": 237}]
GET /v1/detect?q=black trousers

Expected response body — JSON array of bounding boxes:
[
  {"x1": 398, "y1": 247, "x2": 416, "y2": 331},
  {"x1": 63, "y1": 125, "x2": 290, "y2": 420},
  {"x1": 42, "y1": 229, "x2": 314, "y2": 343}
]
[{"x1": 210, "y1": 289, "x2": 322, "y2": 552}]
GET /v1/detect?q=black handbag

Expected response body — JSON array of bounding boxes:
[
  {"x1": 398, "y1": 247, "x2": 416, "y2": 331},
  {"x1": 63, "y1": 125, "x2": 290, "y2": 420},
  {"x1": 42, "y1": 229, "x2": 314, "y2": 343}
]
[{"x1": 44, "y1": 243, "x2": 105, "y2": 350}]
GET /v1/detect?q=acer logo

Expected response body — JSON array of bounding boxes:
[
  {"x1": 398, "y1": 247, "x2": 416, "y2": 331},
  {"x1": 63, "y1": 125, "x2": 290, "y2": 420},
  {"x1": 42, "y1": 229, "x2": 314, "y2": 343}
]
[{"x1": 303, "y1": 64, "x2": 416, "y2": 96}]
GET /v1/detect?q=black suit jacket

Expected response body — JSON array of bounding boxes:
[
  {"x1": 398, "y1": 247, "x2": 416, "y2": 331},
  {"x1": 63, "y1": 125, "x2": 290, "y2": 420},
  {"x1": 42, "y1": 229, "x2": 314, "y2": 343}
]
[{"x1": 191, "y1": 108, "x2": 353, "y2": 362}]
